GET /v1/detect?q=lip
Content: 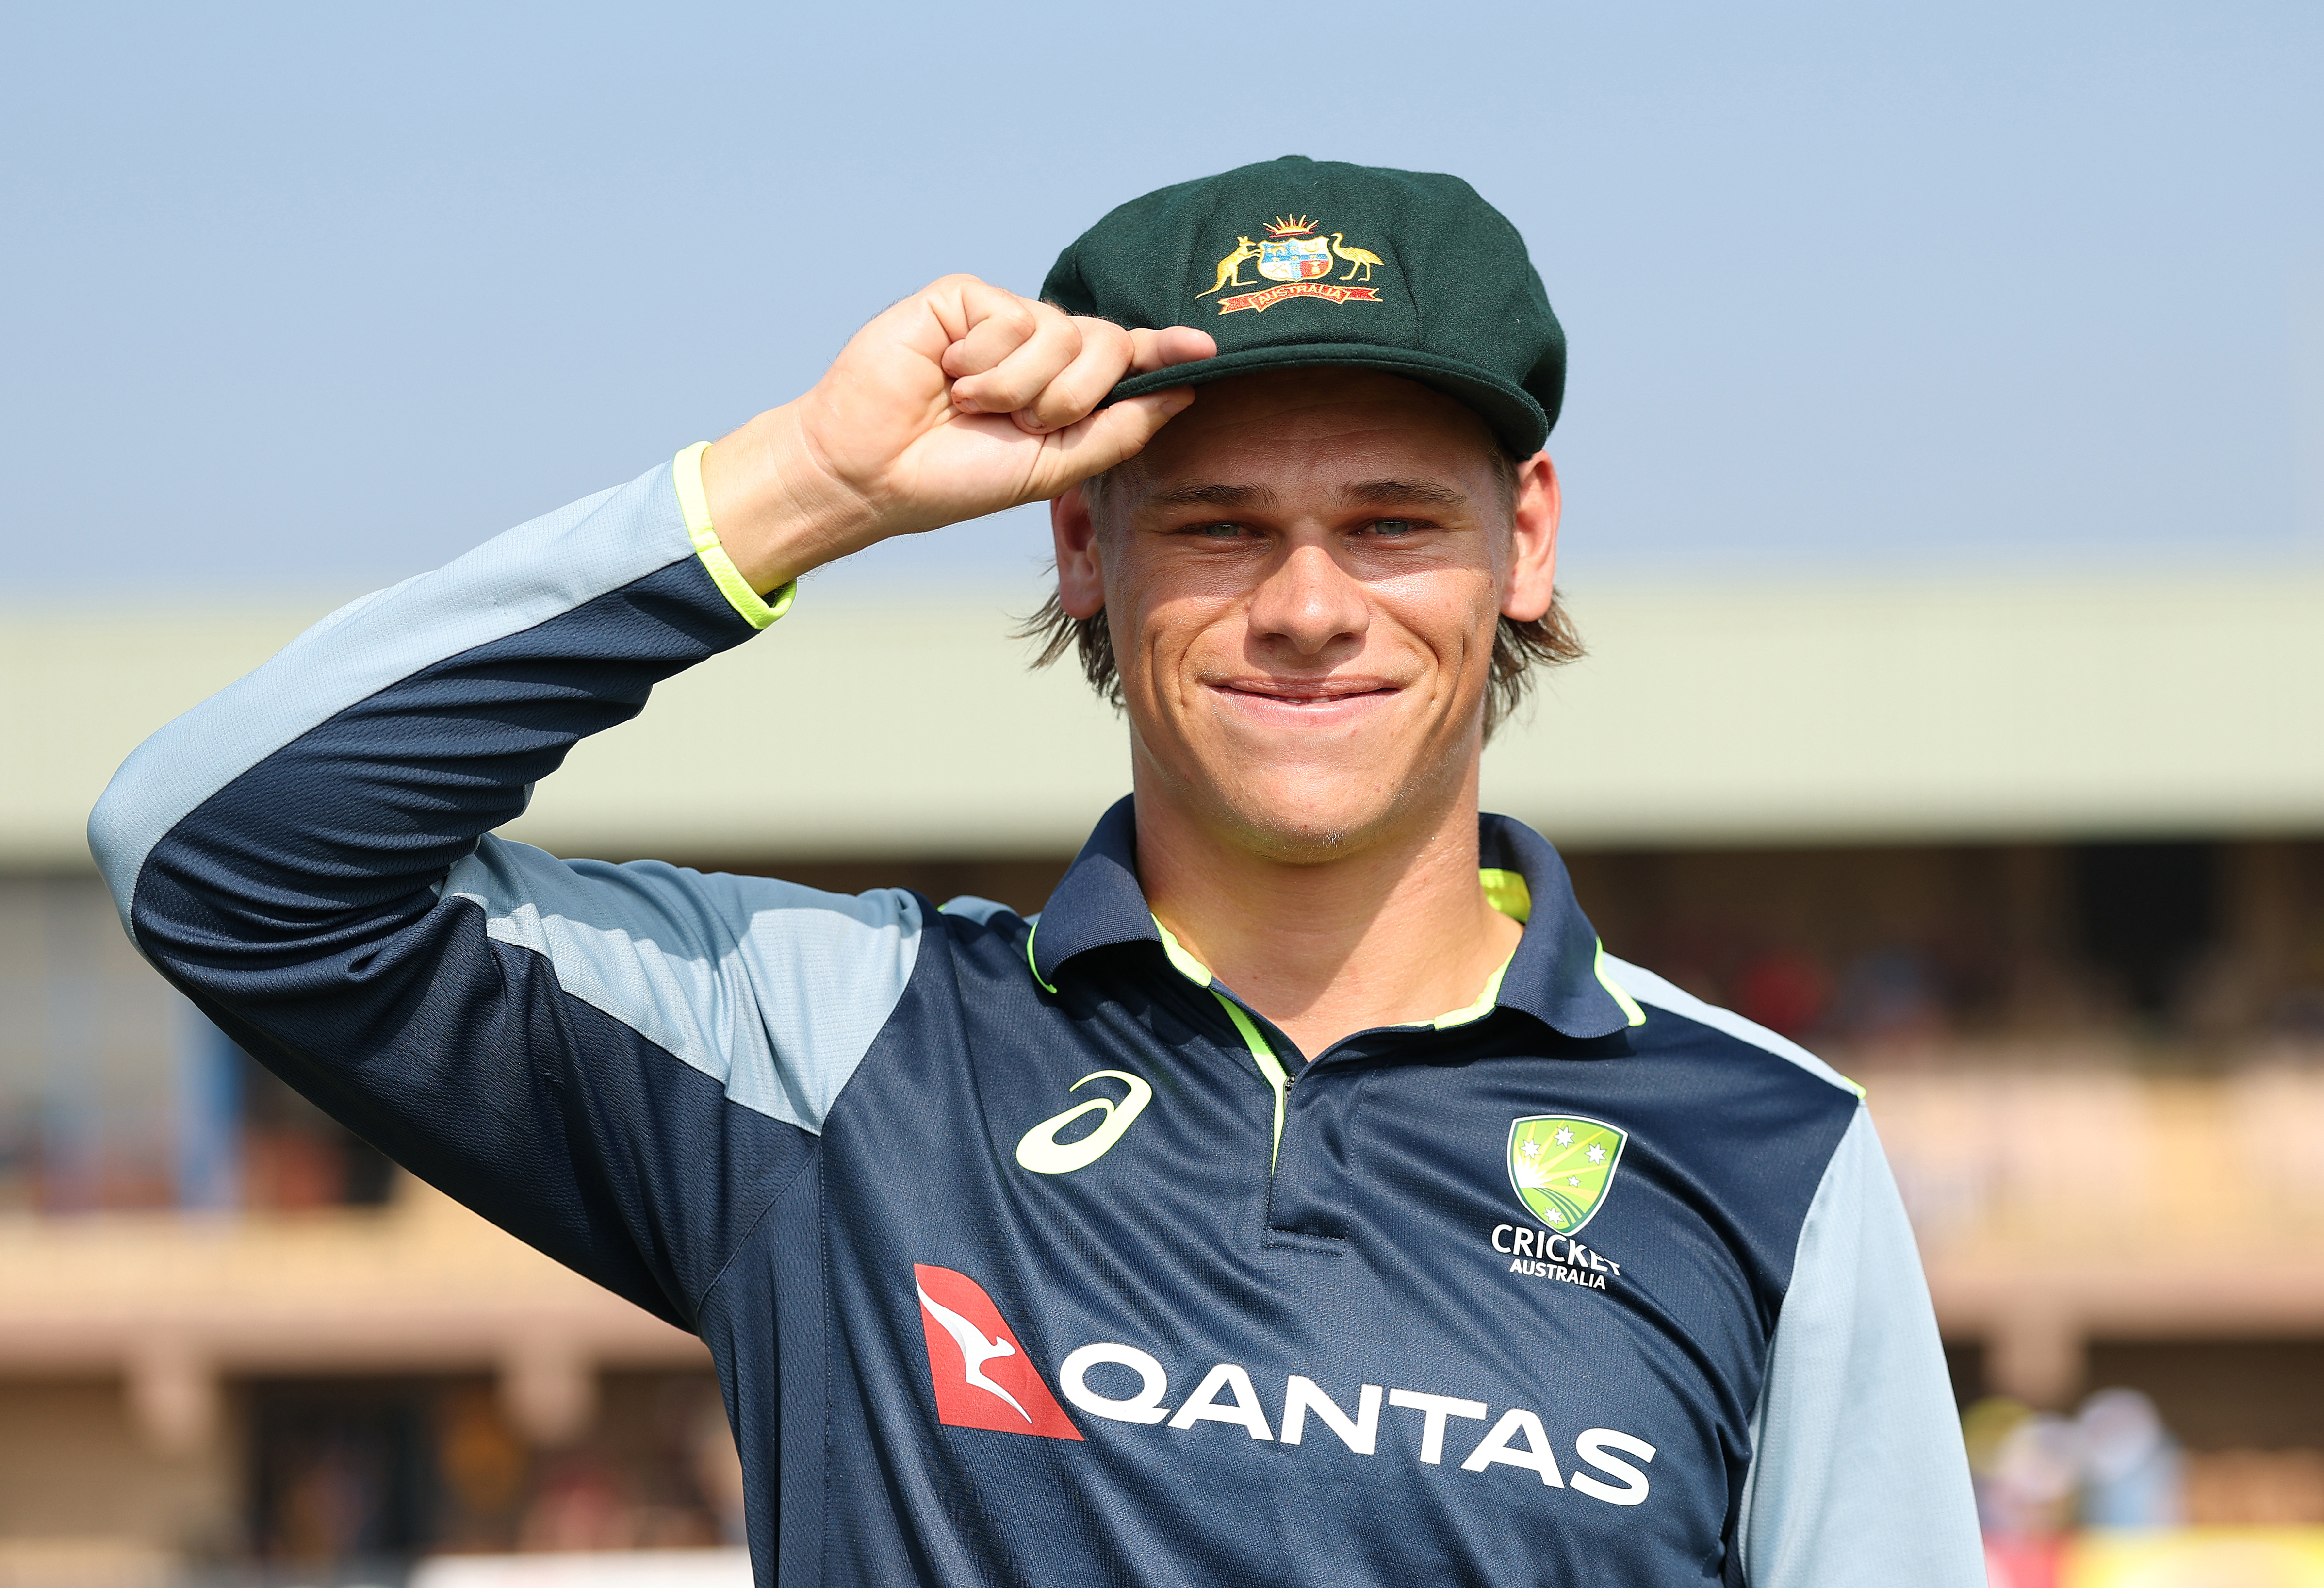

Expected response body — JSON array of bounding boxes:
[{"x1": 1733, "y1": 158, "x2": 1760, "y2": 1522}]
[{"x1": 1203, "y1": 677, "x2": 1402, "y2": 724}]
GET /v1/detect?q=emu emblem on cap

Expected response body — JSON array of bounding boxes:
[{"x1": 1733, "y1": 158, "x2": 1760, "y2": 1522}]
[
  {"x1": 1507, "y1": 1115, "x2": 1628, "y2": 1237},
  {"x1": 1203, "y1": 215, "x2": 1387, "y2": 315}
]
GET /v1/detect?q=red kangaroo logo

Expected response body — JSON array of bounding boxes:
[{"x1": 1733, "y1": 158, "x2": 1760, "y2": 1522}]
[{"x1": 912, "y1": 1263, "x2": 1083, "y2": 1440}]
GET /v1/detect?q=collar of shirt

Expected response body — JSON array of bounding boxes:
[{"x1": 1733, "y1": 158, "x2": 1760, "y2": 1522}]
[{"x1": 1024, "y1": 796, "x2": 1638, "y2": 1042}]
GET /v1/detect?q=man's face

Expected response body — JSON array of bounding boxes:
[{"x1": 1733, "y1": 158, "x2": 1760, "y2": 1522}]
[{"x1": 1052, "y1": 368, "x2": 1560, "y2": 862}]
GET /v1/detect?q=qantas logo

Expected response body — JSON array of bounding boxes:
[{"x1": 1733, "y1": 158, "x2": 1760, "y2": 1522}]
[
  {"x1": 912, "y1": 1264, "x2": 1082, "y2": 1439},
  {"x1": 910, "y1": 1263, "x2": 1655, "y2": 1505}
]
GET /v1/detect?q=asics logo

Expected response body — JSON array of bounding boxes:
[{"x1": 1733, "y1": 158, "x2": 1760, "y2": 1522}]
[{"x1": 1015, "y1": 1069, "x2": 1153, "y2": 1174}]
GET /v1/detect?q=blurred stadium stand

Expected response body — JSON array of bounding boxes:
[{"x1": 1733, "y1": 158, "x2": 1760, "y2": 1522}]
[{"x1": 3, "y1": 573, "x2": 2323, "y2": 1582}]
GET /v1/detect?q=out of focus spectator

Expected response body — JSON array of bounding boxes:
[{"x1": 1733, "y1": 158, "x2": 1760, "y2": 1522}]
[
  {"x1": 519, "y1": 1455, "x2": 633, "y2": 1553},
  {"x1": 1732, "y1": 949, "x2": 1832, "y2": 1041},
  {"x1": 2076, "y1": 1389, "x2": 2183, "y2": 1529},
  {"x1": 1835, "y1": 946, "x2": 1948, "y2": 1046},
  {"x1": 1696, "y1": 941, "x2": 1969, "y2": 1050},
  {"x1": 436, "y1": 1385, "x2": 531, "y2": 1550},
  {"x1": 1966, "y1": 1388, "x2": 2190, "y2": 1588},
  {"x1": 1966, "y1": 1398, "x2": 2078, "y2": 1534}
]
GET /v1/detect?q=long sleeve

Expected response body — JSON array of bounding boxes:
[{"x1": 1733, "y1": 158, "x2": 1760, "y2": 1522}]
[
  {"x1": 1738, "y1": 1107, "x2": 1984, "y2": 1585},
  {"x1": 88, "y1": 455, "x2": 918, "y2": 1331}
]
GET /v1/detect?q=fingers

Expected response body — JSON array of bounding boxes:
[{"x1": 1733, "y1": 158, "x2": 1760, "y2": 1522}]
[
  {"x1": 949, "y1": 299, "x2": 1135, "y2": 435},
  {"x1": 1042, "y1": 388, "x2": 1200, "y2": 483},
  {"x1": 1011, "y1": 319, "x2": 1140, "y2": 433},
  {"x1": 1009, "y1": 321, "x2": 1211, "y2": 434},
  {"x1": 957, "y1": 315, "x2": 1215, "y2": 436},
  {"x1": 944, "y1": 296, "x2": 1079, "y2": 409},
  {"x1": 928, "y1": 276, "x2": 1216, "y2": 437},
  {"x1": 1128, "y1": 324, "x2": 1219, "y2": 374}
]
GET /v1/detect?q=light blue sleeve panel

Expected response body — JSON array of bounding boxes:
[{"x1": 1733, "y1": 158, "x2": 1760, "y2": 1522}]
[
  {"x1": 90, "y1": 468, "x2": 672, "y2": 927},
  {"x1": 443, "y1": 836, "x2": 922, "y2": 1135},
  {"x1": 1739, "y1": 1108, "x2": 1984, "y2": 1587},
  {"x1": 1598, "y1": 955, "x2": 1860, "y2": 1097}
]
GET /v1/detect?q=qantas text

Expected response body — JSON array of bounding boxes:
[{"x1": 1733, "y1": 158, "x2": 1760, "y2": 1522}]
[
  {"x1": 1055, "y1": 1344, "x2": 1655, "y2": 1504},
  {"x1": 916, "y1": 1263, "x2": 1656, "y2": 1505}
]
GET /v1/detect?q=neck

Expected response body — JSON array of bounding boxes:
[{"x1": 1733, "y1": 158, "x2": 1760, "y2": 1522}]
[{"x1": 1132, "y1": 767, "x2": 1521, "y2": 1060}]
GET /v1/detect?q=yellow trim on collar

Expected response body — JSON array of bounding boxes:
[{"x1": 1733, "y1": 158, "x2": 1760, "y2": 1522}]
[
  {"x1": 1152, "y1": 916, "x2": 1214, "y2": 986},
  {"x1": 673, "y1": 441, "x2": 796, "y2": 631},
  {"x1": 1593, "y1": 938, "x2": 1649, "y2": 1028},
  {"x1": 1479, "y1": 868, "x2": 1531, "y2": 924},
  {"x1": 1429, "y1": 955, "x2": 1512, "y2": 1029},
  {"x1": 1153, "y1": 867, "x2": 1536, "y2": 1027},
  {"x1": 1426, "y1": 867, "x2": 1530, "y2": 1026},
  {"x1": 1213, "y1": 991, "x2": 1289, "y2": 1170},
  {"x1": 1024, "y1": 919, "x2": 1059, "y2": 995}
]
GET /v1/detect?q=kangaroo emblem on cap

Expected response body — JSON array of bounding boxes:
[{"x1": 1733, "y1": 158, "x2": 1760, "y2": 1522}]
[
  {"x1": 1207, "y1": 214, "x2": 1389, "y2": 316},
  {"x1": 1198, "y1": 236, "x2": 1262, "y2": 298}
]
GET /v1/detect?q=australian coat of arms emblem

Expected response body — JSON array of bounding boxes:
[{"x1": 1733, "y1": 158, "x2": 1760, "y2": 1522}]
[
  {"x1": 1507, "y1": 1115, "x2": 1628, "y2": 1237},
  {"x1": 1199, "y1": 215, "x2": 1388, "y2": 315}
]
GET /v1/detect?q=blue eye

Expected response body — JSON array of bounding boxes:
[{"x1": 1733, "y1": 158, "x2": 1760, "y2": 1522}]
[
  {"x1": 1197, "y1": 522, "x2": 1244, "y2": 539},
  {"x1": 1372, "y1": 519, "x2": 1417, "y2": 537}
]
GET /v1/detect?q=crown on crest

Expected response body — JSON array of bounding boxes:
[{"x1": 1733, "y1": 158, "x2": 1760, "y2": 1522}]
[{"x1": 1265, "y1": 215, "x2": 1316, "y2": 237}]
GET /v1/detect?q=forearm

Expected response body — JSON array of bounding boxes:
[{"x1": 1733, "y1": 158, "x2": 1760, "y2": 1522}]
[
  {"x1": 92, "y1": 453, "x2": 760, "y2": 987},
  {"x1": 82, "y1": 272, "x2": 1206, "y2": 1325},
  {"x1": 89, "y1": 454, "x2": 932, "y2": 1322}
]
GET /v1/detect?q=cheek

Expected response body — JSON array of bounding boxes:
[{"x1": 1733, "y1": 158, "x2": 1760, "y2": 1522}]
[
  {"x1": 1099, "y1": 557, "x2": 1162, "y2": 683},
  {"x1": 1113, "y1": 570, "x2": 1245, "y2": 687},
  {"x1": 1376, "y1": 571, "x2": 1502, "y2": 670}
]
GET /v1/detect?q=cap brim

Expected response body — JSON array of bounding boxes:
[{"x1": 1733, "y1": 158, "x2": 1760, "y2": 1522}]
[{"x1": 1107, "y1": 342, "x2": 1548, "y2": 458}]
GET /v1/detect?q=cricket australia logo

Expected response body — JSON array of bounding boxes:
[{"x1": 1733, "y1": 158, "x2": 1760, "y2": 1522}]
[
  {"x1": 1199, "y1": 215, "x2": 1388, "y2": 316},
  {"x1": 1491, "y1": 1116, "x2": 1629, "y2": 1291},
  {"x1": 1508, "y1": 1116, "x2": 1627, "y2": 1235}
]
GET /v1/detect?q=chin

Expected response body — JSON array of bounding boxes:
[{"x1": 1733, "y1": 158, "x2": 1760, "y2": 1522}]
[{"x1": 1208, "y1": 769, "x2": 1422, "y2": 863}]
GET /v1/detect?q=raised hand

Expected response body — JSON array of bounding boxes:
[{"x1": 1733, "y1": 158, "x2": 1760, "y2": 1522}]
[{"x1": 702, "y1": 276, "x2": 1215, "y2": 593}]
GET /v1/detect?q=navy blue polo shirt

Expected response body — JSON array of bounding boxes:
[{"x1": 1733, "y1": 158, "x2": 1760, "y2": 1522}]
[{"x1": 91, "y1": 453, "x2": 1982, "y2": 1586}]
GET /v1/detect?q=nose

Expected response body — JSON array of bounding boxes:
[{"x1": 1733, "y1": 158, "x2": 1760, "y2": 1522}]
[{"x1": 1244, "y1": 542, "x2": 1370, "y2": 658}]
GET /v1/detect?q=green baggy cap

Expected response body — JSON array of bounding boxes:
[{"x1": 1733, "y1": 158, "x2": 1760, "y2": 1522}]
[{"x1": 1042, "y1": 154, "x2": 1565, "y2": 456}]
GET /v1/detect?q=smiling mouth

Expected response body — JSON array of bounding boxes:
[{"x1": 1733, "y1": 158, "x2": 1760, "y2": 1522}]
[{"x1": 1209, "y1": 679, "x2": 1401, "y2": 708}]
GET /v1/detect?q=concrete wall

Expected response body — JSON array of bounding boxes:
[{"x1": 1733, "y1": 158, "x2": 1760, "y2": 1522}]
[
  {"x1": 9, "y1": 569, "x2": 2324, "y2": 873},
  {"x1": 0, "y1": 1378, "x2": 229, "y2": 1553}
]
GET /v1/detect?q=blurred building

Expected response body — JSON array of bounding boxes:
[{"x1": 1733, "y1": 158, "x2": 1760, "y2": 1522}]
[{"x1": 3, "y1": 569, "x2": 2323, "y2": 1579}]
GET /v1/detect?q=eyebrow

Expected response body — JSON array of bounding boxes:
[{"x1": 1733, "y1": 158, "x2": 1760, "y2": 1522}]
[
  {"x1": 1143, "y1": 482, "x2": 1278, "y2": 511},
  {"x1": 1340, "y1": 478, "x2": 1468, "y2": 509},
  {"x1": 1138, "y1": 478, "x2": 1470, "y2": 513}
]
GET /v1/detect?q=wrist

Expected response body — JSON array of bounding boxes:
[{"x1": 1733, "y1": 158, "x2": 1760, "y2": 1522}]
[{"x1": 700, "y1": 402, "x2": 881, "y2": 593}]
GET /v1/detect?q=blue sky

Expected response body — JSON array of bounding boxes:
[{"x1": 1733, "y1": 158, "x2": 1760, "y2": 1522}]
[{"x1": 3, "y1": 0, "x2": 2319, "y2": 599}]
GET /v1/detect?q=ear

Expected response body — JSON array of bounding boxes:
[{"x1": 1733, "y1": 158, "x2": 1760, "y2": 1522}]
[
  {"x1": 1052, "y1": 484, "x2": 1107, "y2": 620},
  {"x1": 1500, "y1": 451, "x2": 1561, "y2": 624}
]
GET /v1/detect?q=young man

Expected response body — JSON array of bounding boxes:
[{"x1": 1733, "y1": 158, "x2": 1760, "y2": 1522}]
[{"x1": 92, "y1": 157, "x2": 1980, "y2": 1585}]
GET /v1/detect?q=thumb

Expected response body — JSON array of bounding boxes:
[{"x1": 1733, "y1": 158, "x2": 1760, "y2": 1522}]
[{"x1": 1040, "y1": 387, "x2": 1198, "y2": 489}]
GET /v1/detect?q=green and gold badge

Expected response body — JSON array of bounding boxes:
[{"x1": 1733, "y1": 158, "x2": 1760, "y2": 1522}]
[
  {"x1": 1197, "y1": 215, "x2": 1390, "y2": 315},
  {"x1": 1507, "y1": 1115, "x2": 1628, "y2": 1236}
]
